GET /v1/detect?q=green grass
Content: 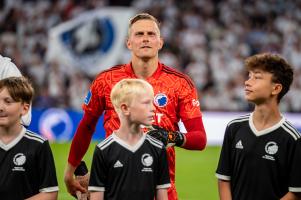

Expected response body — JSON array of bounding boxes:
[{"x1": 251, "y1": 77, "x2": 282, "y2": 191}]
[
  {"x1": 175, "y1": 147, "x2": 221, "y2": 200},
  {"x1": 50, "y1": 142, "x2": 221, "y2": 200}
]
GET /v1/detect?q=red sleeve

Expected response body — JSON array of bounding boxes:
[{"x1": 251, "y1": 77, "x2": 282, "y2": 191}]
[
  {"x1": 182, "y1": 117, "x2": 207, "y2": 150},
  {"x1": 68, "y1": 112, "x2": 99, "y2": 167},
  {"x1": 82, "y1": 76, "x2": 105, "y2": 118}
]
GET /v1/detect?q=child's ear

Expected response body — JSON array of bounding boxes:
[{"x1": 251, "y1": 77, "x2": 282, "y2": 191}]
[
  {"x1": 21, "y1": 103, "x2": 30, "y2": 116},
  {"x1": 272, "y1": 83, "x2": 282, "y2": 96},
  {"x1": 120, "y1": 103, "x2": 130, "y2": 115}
]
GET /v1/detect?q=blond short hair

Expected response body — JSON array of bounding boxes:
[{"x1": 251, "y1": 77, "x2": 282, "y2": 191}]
[
  {"x1": 110, "y1": 79, "x2": 154, "y2": 112},
  {"x1": 129, "y1": 13, "x2": 160, "y2": 29},
  {"x1": 128, "y1": 13, "x2": 160, "y2": 36}
]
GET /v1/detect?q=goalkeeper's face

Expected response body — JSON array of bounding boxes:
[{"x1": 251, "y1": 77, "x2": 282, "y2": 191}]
[
  {"x1": 128, "y1": 92, "x2": 155, "y2": 126},
  {"x1": 127, "y1": 19, "x2": 163, "y2": 60}
]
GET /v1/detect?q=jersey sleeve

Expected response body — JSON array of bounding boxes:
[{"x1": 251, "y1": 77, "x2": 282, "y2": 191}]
[
  {"x1": 37, "y1": 141, "x2": 59, "y2": 192},
  {"x1": 156, "y1": 147, "x2": 171, "y2": 189},
  {"x1": 82, "y1": 76, "x2": 106, "y2": 118},
  {"x1": 216, "y1": 125, "x2": 232, "y2": 181},
  {"x1": 89, "y1": 146, "x2": 106, "y2": 192},
  {"x1": 289, "y1": 138, "x2": 301, "y2": 192},
  {"x1": 178, "y1": 79, "x2": 202, "y2": 120}
]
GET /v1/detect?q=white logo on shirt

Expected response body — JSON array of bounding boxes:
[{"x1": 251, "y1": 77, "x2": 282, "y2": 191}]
[
  {"x1": 141, "y1": 154, "x2": 153, "y2": 167},
  {"x1": 13, "y1": 153, "x2": 26, "y2": 166},
  {"x1": 192, "y1": 99, "x2": 200, "y2": 107},
  {"x1": 262, "y1": 141, "x2": 278, "y2": 161},
  {"x1": 235, "y1": 140, "x2": 243, "y2": 149},
  {"x1": 12, "y1": 153, "x2": 26, "y2": 171},
  {"x1": 265, "y1": 141, "x2": 278, "y2": 155},
  {"x1": 113, "y1": 160, "x2": 123, "y2": 168},
  {"x1": 141, "y1": 154, "x2": 153, "y2": 172}
]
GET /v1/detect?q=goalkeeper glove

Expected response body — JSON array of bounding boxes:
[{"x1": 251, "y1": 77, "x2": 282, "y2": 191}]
[{"x1": 147, "y1": 125, "x2": 185, "y2": 147}]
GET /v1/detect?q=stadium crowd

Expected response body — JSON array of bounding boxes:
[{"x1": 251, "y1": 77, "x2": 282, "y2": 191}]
[{"x1": 1, "y1": 0, "x2": 301, "y2": 112}]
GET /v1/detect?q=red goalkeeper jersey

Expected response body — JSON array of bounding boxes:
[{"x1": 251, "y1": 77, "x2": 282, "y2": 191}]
[{"x1": 82, "y1": 62, "x2": 203, "y2": 199}]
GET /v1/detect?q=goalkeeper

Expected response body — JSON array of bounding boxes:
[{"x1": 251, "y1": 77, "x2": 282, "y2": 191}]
[{"x1": 65, "y1": 13, "x2": 207, "y2": 200}]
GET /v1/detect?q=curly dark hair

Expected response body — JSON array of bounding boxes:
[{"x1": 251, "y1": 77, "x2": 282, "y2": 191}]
[{"x1": 245, "y1": 53, "x2": 294, "y2": 103}]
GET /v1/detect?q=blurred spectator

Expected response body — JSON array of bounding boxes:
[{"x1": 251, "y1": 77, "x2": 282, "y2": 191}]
[
  {"x1": 68, "y1": 72, "x2": 91, "y2": 111},
  {"x1": 1, "y1": 0, "x2": 301, "y2": 112}
]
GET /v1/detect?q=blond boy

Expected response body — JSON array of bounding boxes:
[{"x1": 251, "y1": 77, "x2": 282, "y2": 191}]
[{"x1": 88, "y1": 79, "x2": 170, "y2": 200}]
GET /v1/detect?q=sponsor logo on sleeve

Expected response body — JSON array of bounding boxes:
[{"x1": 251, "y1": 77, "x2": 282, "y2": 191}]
[
  {"x1": 192, "y1": 99, "x2": 200, "y2": 107},
  {"x1": 84, "y1": 90, "x2": 92, "y2": 105}
]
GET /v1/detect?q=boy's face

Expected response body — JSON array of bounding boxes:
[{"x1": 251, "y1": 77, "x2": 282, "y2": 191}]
[
  {"x1": 244, "y1": 69, "x2": 281, "y2": 104},
  {"x1": 0, "y1": 88, "x2": 29, "y2": 128},
  {"x1": 127, "y1": 19, "x2": 163, "y2": 60},
  {"x1": 127, "y1": 92, "x2": 155, "y2": 126}
]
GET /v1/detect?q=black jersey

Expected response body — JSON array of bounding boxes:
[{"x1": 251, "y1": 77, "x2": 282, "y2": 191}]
[
  {"x1": 89, "y1": 133, "x2": 171, "y2": 200},
  {"x1": 216, "y1": 113, "x2": 301, "y2": 200},
  {"x1": 0, "y1": 127, "x2": 58, "y2": 200}
]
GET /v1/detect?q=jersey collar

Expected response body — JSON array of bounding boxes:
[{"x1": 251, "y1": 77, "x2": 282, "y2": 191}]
[
  {"x1": 125, "y1": 62, "x2": 163, "y2": 79},
  {"x1": 249, "y1": 112, "x2": 285, "y2": 136},
  {"x1": 0, "y1": 126, "x2": 26, "y2": 151},
  {"x1": 112, "y1": 132, "x2": 146, "y2": 153}
]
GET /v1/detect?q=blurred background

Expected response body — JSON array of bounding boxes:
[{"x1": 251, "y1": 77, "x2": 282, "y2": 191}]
[
  {"x1": 1, "y1": 0, "x2": 300, "y2": 144},
  {"x1": 2, "y1": 0, "x2": 301, "y2": 113}
]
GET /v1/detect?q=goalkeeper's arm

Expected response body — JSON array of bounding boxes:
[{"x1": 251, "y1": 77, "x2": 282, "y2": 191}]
[
  {"x1": 182, "y1": 117, "x2": 207, "y2": 150},
  {"x1": 148, "y1": 117, "x2": 206, "y2": 150}
]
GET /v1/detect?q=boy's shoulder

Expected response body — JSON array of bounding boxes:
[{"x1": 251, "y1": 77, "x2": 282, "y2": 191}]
[
  {"x1": 280, "y1": 119, "x2": 301, "y2": 141},
  {"x1": 96, "y1": 134, "x2": 114, "y2": 150},
  {"x1": 23, "y1": 129, "x2": 47, "y2": 144},
  {"x1": 227, "y1": 113, "x2": 250, "y2": 128},
  {"x1": 145, "y1": 134, "x2": 164, "y2": 149}
]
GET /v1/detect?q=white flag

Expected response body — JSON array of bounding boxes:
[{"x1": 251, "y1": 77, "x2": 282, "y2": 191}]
[{"x1": 47, "y1": 7, "x2": 136, "y2": 76}]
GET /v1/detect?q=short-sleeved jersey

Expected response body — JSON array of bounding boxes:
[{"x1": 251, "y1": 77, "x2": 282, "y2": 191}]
[
  {"x1": 83, "y1": 62, "x2": 201, "y2": 193},
  {"x1": 0, "y1": 127, "x2": 58, "y2": 199},
  {"x1": 89, "y1": 133, "x2": 171, "y2": 200},
  {"x1": 216, "y1": 113, "x2": 301, "y2": 200}
]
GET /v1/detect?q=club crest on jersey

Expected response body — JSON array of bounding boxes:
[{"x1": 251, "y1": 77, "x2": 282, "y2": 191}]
[
  {"x1": 262, "y1": 141, "x2": 278, "y2": 161},
  {"x1": 84, "y1": 90, "x2": 92, "y2": 105},
  {"x1": 265, "y1": 141, "x2": 278, "y2": 155},
  {"x1": 141, "y1": 153, "x2": 153, "y2": 172},
  {"x1": 12, "y1": 153, "x2": 26, "y2": 171},
  {"x1": 154, "y1": 93, "x2": 168, "y2": 107},
  {"x1": 141, "y1": 153, "x2": 153, "y2": 167}
]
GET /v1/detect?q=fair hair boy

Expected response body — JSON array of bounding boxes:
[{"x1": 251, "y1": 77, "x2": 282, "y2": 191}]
[{"x1": 89, "y1": 79, "x2": 170, "y2": 200}]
